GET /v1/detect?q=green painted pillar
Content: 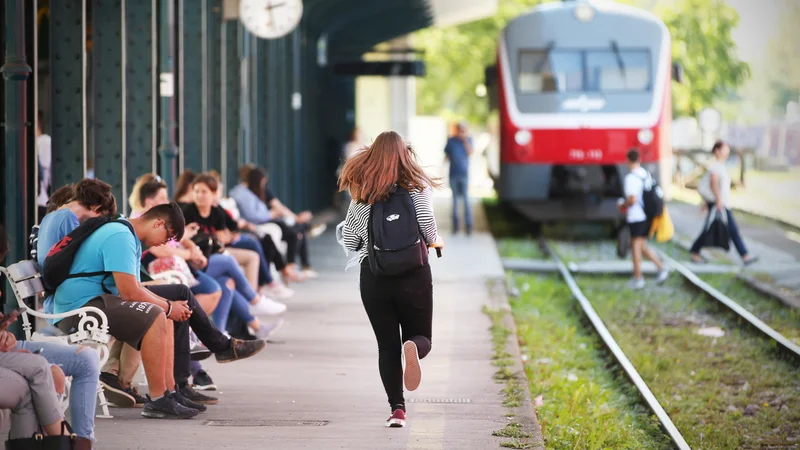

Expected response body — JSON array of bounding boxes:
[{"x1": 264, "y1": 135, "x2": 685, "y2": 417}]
[
  {"x1": 221, "y1": 20, "x2": 240, "y2": 191},
  {"x1": 205, "y1": 0, "x2": 222, "y2": 173},
  {"x1": 1, "y1": 0, "x2": 32, "y2": 327},
  {"x1": 158, "y1": 0, "x2": 178, "y2": 194},
  {"x1": 50, "y1": 0, "x2": 86, "y2": 187},
  {"x1": 180, "y1": 0, "x2": 203, "y2": 172},
  {"x1": 124, "y1": 0, "x2": 157, "y2": 202},
  {"x1": 92, "y1": 0, "x2": 124, "y2": 207}
]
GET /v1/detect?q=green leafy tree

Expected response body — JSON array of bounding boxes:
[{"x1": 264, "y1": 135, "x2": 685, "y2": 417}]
[
  {"x1": 415, "y1": 0, "x2": 750, "y2": 124},
  {"x1": 763, "y1": 0, "x2": 800, "y2": 113}
]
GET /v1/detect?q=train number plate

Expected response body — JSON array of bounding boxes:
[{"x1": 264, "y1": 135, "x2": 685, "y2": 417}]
[{"x1": 568, "y1": 149, "x2": 603, "y2": 161}]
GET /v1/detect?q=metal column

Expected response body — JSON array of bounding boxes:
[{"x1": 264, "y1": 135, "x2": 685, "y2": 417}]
[
  {"x1": 2, "y1": 0, "x2": 33, "y2": 322},
  {"x1": 158, "y1": 0, "x2": 178, "y2": 194},
  {"x1": 180, "y1": 0, "x2": 203, "y2": 172},
  {"x1": 50, "y1": 0, "x2": 86, "y2": 187},
  {"x1": 92, "y1": 0, "x2": 124, "y2": 206},
  {"x1": 124, "y1": 0, "x2": 156, "y2": 204},
  {"x1": 221, "y1": 20, "x2": 241, "y2": 191},
  {"x1": 205, "y1": 0, "x2": 222, "y2": 173}
]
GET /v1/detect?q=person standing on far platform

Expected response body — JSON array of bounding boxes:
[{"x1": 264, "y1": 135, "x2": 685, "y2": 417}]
[
  {"x1": 444, "y1": 122, "x2": 473, "y2": 235},
  {"x1": 339, "y1": 131, "x2": 444, "y2": 428}
]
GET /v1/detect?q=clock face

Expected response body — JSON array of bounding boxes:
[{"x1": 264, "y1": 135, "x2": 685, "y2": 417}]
[{"x1": 240, "y1": 0, "x2": 303, "y2": 39}]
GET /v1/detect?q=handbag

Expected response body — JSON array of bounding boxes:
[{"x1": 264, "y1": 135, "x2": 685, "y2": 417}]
[
  {"x1": 5, "y1": 420, "x2": 90, "y2": 450},
  {"x1": 147, "y1": 255, "x2": 200, "y2": 288},
  {"x1": 191, "y1": 232, "x2": 223, "y2": 259},
  {"x1": 701, "y1": 208, "x2": 730, "y2": 251}
]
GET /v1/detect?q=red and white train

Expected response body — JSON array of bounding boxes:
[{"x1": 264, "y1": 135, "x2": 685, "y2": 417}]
[{"x1": 488, "y1": 0, "x2": 681, "y2": 221}]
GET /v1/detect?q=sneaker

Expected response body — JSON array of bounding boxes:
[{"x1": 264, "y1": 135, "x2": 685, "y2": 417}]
[
  {"x1": 309, "y1": 224, "x2": 327, "y2": 239},
  {"x1": 248, "y1": 318, "x2": 285, "y2": 340},
  {"x1": 656, "y1": 267, "x2": 670, "y2": 285},
  {"x1": 99, "y1": 372, "x2": 136, "y2": 408},
  {"x1": 629, "y1": 278, "x2": 645, "y2": 290},
  {"x1": 141, "y1": 391, "x2": 198, "y2": 419},
  {"x1": 302, "y1": 269, "x2": 319, "y2": 279},
  {"x1": 179, "y1": 384, "x2": 218, "y2": 406},
  {"x1": 260, "y1": 284, "x2": 295, "y2": 300},
  {"x1": 249, "y1": 296, "x2": 287, "y2": 316},
  {"x1": 192, "y1": 370, "x2": 217, "y2": 391},
  {"x1": 190, "y1": 332, "x2": 212, "y2": 361},
  {"x1": 173, "y1": 388, "x2": 208, "y2": 412},
  {"x1": 403, "y1": 341, "x2": 422, "y2": 391},
  {"x1": 743, "y1": 255, "x2": 760, "y2": 266},
  {"x1": 125, "y1": 386, "x2": 147, "y2": 407},
  {"x1": 386, "y1": 408, "x2": 406, "y2": 428},
  {"x1": 215, "y1": 338, "x2": 267, "y2": 364}
]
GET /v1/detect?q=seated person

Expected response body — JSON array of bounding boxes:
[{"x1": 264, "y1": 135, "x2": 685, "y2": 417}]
[{"x1": 231, "y1": 166, "x2": 322, "y2": 279}]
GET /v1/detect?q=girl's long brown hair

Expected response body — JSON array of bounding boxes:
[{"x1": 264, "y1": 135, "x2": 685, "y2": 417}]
[{"x1": 338, "y1": 131, "x2": 440, "y2": 204}]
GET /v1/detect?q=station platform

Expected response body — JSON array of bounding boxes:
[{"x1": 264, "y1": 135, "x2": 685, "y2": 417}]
[{"x1": 5, "y1": 199, "x2": 541, "y2": 450}]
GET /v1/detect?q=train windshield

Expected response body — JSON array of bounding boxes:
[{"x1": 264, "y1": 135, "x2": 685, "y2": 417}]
[{"x1": 518, "y1": 48, "x2": 651, "y2": 93}]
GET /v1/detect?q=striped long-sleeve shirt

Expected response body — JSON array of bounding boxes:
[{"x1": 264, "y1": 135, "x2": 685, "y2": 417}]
[{"x1": 341, "y1": 187, "x2": 439, "y2": 263}]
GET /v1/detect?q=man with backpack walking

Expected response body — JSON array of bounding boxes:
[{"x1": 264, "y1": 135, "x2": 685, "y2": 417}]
[{"x1": 620, "y1": 149, "x2": 669, "y2": 289}]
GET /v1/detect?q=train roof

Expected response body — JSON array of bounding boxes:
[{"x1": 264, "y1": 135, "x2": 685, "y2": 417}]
[{"x1": 508, "y1": 0, "x2": 664, "y2": 28}]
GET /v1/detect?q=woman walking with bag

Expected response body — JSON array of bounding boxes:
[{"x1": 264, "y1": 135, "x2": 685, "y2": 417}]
[
  {"x1": 691, "y1": 140, "x2": 758, "y2": 265},
  {"x1": 339, "y1": 131, "x2": 444, "y2": 428}
]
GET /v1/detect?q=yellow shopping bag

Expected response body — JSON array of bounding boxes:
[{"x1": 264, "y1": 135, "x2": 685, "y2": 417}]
[{"x1": 649, "y1": 206, "x2": 675, "y2": 243}]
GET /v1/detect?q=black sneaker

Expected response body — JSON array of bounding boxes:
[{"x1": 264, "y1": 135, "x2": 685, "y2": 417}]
[
  {"x1": 190, "y1": 333, "x2": 213, "y2": 361},
  {"x1": 172, "y1": 389, "x2": 207, "y2": 412},
  {"x1": 99, "y1": 372, "x2": 136, "y2": 408},
  {"x1": 215, "y1": 338, "x2": 266, "y2": 364},
  {"x1": 192, "y1": 370, "x2": 217, "y2": 391},
  {"x1": 180, "y1": 384, "x2": 219, "y2": 405},
  {"x1": 141, "y1": 391, "x2": 198, "y2": 419},
  {"x1": 125, "y1": 386, "x2": 147, "y2": 407}
]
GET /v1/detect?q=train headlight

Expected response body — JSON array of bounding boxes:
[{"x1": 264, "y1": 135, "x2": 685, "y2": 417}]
[
  {"x1": 515, "y1": 130, "x2": 532, "y2": 146},
  {"x1": 574, "y1": 4, "x2": 595, "y2": 22},
  {"x1": 638, "y1": 129, "x2": 654, "y2": 145}
]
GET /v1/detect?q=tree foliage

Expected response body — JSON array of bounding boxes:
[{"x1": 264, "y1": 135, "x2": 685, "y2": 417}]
[
  {"x1": 763, "y1": 0, "x2": 800, "y2": 112},
  {"x1": 414, "y1": 0, "x2": 750, "y2": 124}
]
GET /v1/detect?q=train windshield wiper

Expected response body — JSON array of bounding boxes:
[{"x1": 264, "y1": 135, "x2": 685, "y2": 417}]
[
  {"x1": 610, "y1": 40, "x2": 626, "y2": 81},
  {"x1": 535, "y1": 41, "x2": 555, "y2": 73}
]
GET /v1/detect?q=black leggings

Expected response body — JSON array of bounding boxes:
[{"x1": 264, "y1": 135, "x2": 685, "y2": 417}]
[
  {"x1": 359, "y1": 260, "x2": 433, "y2": 411},
  {"x1": 272, "y1": 220, "x2": 311, "y2": 268}
]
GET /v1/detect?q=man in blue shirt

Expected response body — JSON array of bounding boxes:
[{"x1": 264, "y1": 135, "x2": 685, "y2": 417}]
[{"x1": 444, "y1": 122, "x2": 474, "y2": 235}]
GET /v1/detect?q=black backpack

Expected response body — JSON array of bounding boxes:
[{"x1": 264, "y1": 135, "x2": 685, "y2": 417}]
[
  {"x1": 41, "y1": 217, "x2": 136, "y2": 294},
  {"x1": 637, "y1": 171, "x2": 664, "y2": 220},
  {"x1": 367, "y1": 187, "x2": 428, "y2": 276}
]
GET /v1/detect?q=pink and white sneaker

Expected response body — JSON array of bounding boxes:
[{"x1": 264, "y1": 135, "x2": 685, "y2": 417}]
[
  {"x1": 403, "y1": 341, "x2": 422, "y2": 391},
  {"x1": 386, "y1": 408, "x2": 406, "y2": 428}
]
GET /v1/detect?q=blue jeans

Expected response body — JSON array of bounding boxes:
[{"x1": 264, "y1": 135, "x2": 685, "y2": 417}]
[
  {"x1": 205, "y1": 253, "x2": 258, "y2": 302},
  {"x1": 691, "y1": 206, "x2": 749, "y2": 257},
  {"x1": 16, "y1": 340, "x2": 100, "y2": 441},
  {"x1": 450, "y1": 175, "x2": 472, "y2": 232},
  {"x1": 214, "y1": 278, "x2": 256, "y2": 328},
  {"x1": 230, "y1": 234, "x2": 274, "y2": 284}
]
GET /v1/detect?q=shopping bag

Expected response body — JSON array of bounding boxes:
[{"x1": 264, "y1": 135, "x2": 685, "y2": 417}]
[
  {"x1": 648, "y1": 206, "x2": 675, "y2": 243},
  {"x1": 701, "y1": 209, "x2": 730, "y2": 251}
]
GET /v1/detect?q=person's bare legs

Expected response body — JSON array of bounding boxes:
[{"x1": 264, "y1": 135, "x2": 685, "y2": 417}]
[
  {"x1": 49, "y1": 365, "x2": 66, "y2": 397},
  {"x1": 140, "y1": 313, "x2": 169, "y2": 397},
  {"x1": 227, "y1": 247, "x2": 260, "y2": 290},
  {"x1": 164, "y1": 320, "x2": 176, "y2": 389},
  {"x1": 196, "y1": 291, "x2": 221, "y2": 315},
  {"x1": 641, "y1": 244, "x2": 664, "y2": 271},
  {"x1": 631, "y1": 237, "x2": 644, "y2": 280},
  {"x1": 119, "y1": 345, "x2": 143, "y2": 388}
]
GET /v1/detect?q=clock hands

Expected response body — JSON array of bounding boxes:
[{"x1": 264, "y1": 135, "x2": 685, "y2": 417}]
[{"x1": 264, "y1": 0, "x2": 287, "y2": 26}]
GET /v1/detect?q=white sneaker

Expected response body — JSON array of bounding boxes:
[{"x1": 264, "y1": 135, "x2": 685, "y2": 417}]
[
  {"x1": 309, "y1": 224, "x2": 327, "y2": 239},
  {"x1": 248, "y1": 318, "x2": 285, "y2": 340},
  {"x1": 629, "y1": 278, "x2": 645, "y2": 290},
  {"x1": 302, "y1": 269, "x2": 319, "y2": 279},
  {"x1": 656, "y1": 267, "x2": 670, "y2": 284},
  {"x1": 260, "y1": 284, "x2": 295, "y2": 300},
  {"x1": 248, "y1": 296, "x2": 287, "y2": 316}
]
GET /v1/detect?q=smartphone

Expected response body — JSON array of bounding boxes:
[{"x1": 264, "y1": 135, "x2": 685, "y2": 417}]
[
  {"x1": 0, "y1": 308, "x2": 25, "y2": 330},
  {"x1": 32, "y1": 348, "x2": 44, "y2": 354}
]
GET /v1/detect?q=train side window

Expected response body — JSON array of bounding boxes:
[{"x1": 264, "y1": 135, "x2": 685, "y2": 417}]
[{"x1": 518, "y1": 50, "x2": 583, "y2": 93}]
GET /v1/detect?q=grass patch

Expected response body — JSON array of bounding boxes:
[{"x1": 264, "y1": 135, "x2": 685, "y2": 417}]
[
  {"x1": 702, "y1": 274, "x2": 800, "y2": 346},
  {"x1": 493, "y1": 422, "x2": 533, "y2": 439},
  {"x1": 508, "y1": 273, "x2": 673, "y2": 449},
  {"x1": 577, "y1": 274, "x2": 800, "y2": 448},
  {"x1": 499, "y1": 440, "x2": 533, "y2": 449}
]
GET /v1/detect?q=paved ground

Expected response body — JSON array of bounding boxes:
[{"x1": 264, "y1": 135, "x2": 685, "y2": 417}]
[{"x1": 3, "y1": 199, "x2": 541, "y2": 449}]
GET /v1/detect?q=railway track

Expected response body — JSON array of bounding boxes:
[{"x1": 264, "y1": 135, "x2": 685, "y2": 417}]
[{"x1": 528, "y1": 239, "x2": 800, "y2": 450}]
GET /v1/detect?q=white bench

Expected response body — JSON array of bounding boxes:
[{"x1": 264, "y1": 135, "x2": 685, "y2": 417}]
[{"x1": 0, "y1": 260, "x2": 114, "y2": 419}]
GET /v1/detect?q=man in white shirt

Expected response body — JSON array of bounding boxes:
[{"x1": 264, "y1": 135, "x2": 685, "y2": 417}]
[
  {"x1": 36, "y1": 110, "x2": 52, "y2": 220},
  {"x1": 620, "y1": 149, "x2": 669, "y2": 289}
]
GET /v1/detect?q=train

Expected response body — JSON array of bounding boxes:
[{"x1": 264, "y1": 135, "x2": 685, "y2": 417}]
[{"x1": 486, "y1": 0, "x2": 682, "y2": 223}]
